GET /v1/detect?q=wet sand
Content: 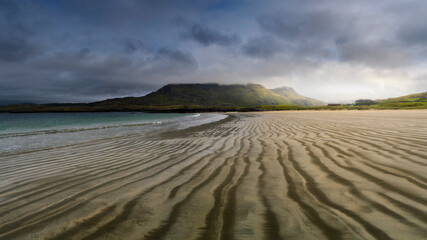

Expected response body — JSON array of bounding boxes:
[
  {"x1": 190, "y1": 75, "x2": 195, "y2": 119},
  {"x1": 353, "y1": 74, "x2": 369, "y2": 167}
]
[{"x1": 0, "y1": 110, "x2": 426, "y2": 240}]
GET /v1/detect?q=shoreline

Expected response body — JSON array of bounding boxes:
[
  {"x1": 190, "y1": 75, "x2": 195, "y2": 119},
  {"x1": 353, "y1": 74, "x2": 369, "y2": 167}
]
[
  {"x1": 0, "y1": 110, "x2": 426, "y2": 239},
  {"x1": 2, "y1": 108, "x2": 427, "y2": 114},
  {"x1": 1, "y1": 104, "x2": 427, "y2": 114},
  {"x1": 0, "y1": 113, "x2": 228, "y2": 155}
]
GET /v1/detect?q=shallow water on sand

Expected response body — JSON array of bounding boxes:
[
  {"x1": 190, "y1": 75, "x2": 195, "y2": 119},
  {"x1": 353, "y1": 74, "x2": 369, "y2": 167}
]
[
  {"x1": 0, "y1": 112, "x2": 226, "y2": 154},
  {"x1": 0, "y1": 112, "x2": 187, "y2": 134}
]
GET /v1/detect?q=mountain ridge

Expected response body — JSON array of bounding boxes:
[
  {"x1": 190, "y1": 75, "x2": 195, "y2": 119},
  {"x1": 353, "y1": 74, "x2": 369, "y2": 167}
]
[
  {"x1": 1, "y1": 84, "x2": 424, "y2": 112},
  {"x1": 269, "y1": 86, "x2": 325, "y2": 106},
  {"x1": 96, "y1": 83, "x2": 324, "y2": 108}
]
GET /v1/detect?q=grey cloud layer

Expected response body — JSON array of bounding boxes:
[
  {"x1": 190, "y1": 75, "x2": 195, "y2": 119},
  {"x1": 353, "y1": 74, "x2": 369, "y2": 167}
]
[
  {"x1": 0, "y1": 0, "x2": 426, "y2": 104},
  {"x1": 0, "y1": 1, "x2": 39, "y2": 62},
  {"x1": 243, "y1": 36, "x2": 282, "y2": 59},
  {"x1": 178, "y1": 19, "x2": 240, "y2": 46},
  {"x1": 1, "y1": 46, "x2": 198, "y2": 103}
]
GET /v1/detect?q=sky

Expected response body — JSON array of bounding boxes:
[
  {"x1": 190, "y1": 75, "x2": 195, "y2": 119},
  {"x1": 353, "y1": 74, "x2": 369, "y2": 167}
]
[{"x1": 1, "y1": 0, "x2": 427, "y2": 104}]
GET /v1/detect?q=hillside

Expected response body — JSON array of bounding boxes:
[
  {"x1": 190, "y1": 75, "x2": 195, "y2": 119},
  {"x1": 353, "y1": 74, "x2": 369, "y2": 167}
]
[
  {"x1": 97, "y1": 84, "x2": 324, "y2": 108},
  {"x1": 3, "y1": 84, "x2": 423, "y2": 113},
  {"x1": 1, "y1": 83, "x2": 325, "y2": 112},
  {"x1": 270, "y1": 86, "x2": 325, "y2": 106},
  {"x1": 376, "y1": 92, "x2": 427, "y2": 107}
]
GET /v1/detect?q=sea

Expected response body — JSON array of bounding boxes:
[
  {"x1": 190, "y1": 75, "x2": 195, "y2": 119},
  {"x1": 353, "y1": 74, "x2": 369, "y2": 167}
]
[{"x1": 0, "y1": 112, "x2": 227, "y2": 154}]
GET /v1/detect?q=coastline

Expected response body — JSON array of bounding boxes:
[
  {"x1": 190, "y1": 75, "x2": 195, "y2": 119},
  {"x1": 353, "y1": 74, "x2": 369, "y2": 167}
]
[
  {"x1": 0, "y1": 113, "x2": 228, "y2": 155},
  {"x1": 0, "y1": 110, "x2": 426, "y2": 239},
  {"x1": 2, "y1": 107, "x2": 427, "y2": 113}
]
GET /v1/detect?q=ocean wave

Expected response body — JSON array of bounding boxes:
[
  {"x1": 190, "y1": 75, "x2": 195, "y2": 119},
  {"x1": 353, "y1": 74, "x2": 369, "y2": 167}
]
[
  {"x1": 0, "y1": 121, "x2": 159, "y2": 139},
  {"x1": 0, "y1": 113, "x2": 227, "y2": 154}
]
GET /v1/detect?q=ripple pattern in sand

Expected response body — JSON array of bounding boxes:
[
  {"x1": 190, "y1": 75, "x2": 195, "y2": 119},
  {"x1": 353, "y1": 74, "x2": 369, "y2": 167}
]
[{"x1": 0, "y1": 111, "x2": 426, "y2": 240}]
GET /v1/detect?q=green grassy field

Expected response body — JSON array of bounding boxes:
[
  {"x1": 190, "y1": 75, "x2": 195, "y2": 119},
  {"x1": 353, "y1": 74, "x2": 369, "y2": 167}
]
[{"x1": 2, "y1": 102, "x2": 425, "y2": 113}]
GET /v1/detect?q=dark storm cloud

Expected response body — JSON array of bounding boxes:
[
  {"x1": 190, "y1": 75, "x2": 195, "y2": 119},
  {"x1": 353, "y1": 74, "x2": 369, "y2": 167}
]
[
  {"x1": 78, "y1": 48, "x2": 90, "y2": 58},
  {"x1": 335, "y1": 39, "x2": 411, "y2": 68},
  {"x1": 177, "y1": 18, "x2": 240, "y2": 47},
  {"x1": 398, "y1": 25, "x2": 427, "y2": 46},
  {"x1": 0, "y1": 0, "x2": 202, "y2": 104},
  {"x1": 397, "y1": 16, "x2": 427, "y2": 47},
  {"x1": 257, "y1": 9, "x2": 346, "y2": 42},
  {"x1": 0, "y1": 0, "x2": 426, "y2": 104},
  {"x1": 254, "y1": 9, "x2": 350, "y2": 62},
  {"x1": 387, "y1": 1, "x2": 427, "y2": 46},
  {"x1": 0, "y1": 46, "x2": 198, "y2": 104},
  {"x1": 156, "y1": 48, "x2": 197, "y2": 67},
  {"x1": 0, "y1": 36, "x2": 37, "y2": 62},
  {"x1": 124, "y1": 39, "x2": 143, "y2": 54},
  {"x1": 254, "y1": 3, "x2": 423, "y2": 69},
  {"x1": 243, "y1": 36, "x2": 282, "y2": 59},
  {"x1": 0, "y1": 0, "x2": 39, "y2": 62}
]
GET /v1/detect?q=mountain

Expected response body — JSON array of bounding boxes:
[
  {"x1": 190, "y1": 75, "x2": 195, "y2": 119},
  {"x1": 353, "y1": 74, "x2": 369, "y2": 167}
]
[
  {"x1": 0, "y1": 83, "x2": 326, "y2": 112},
  {"x1": 270, "y1": 86, "x2": 325, "y2": 106},
  {"x1": 97, "y1": 84, "x2": 324, "y2": 108}
]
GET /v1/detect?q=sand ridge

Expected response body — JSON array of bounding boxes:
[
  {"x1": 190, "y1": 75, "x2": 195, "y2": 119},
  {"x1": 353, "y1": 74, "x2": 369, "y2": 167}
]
[{"x1": 0, "y1": 110, "x2": 426, "y2": 239}]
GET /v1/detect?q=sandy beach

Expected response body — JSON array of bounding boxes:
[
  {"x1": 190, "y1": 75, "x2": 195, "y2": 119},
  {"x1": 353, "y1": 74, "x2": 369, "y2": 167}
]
[{"x1": 0, "y1": 110, "x2": 426, "y2": 240}]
